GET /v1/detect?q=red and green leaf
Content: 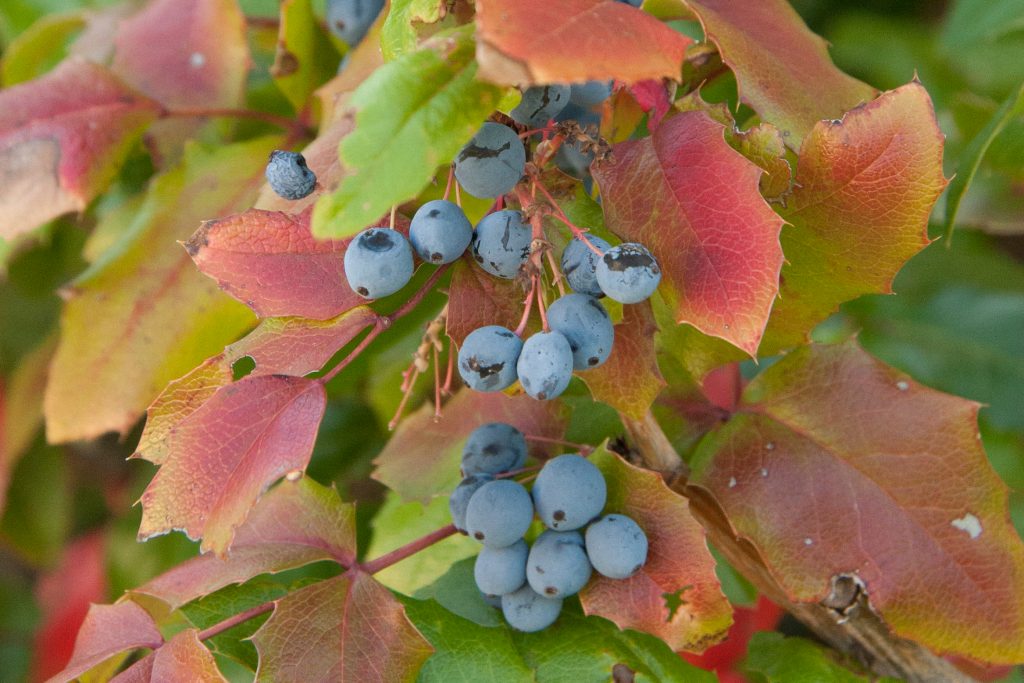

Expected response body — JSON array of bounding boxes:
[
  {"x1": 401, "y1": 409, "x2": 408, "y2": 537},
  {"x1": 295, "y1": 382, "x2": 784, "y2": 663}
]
[
  {"x1": 762, "y1": 82, "x2": 948, "y2": 352},
  {"x1": 138, "y1": 375, "x2": 326, "y2": 556},
  {"x1": 46, "y1": 601, "x2": 162, "y2": 683},
  {"x1": 135, "y1": 477, "x2": 356, "y2": 610},
  {"x1": 373, "y1": 390, "x2": 567, "y2": 502},
  {"x1": 475, "y1": 0, "x2": 692, "y2": 85},
  {"x1": 594, "y1": 110, "x2": 785, "y2": 355},
  {"x1": 43, "y1": 137, "x2": 271, "y2": 443},
  {"x1": 252, "y1": 571, "x2": 433, "y2": 682},
  {"x1": 580, "y1": 448, "x2": 733, "y2": 651},
  {"x1": 681, "y1": 0, "x2": 875, "y2": 146},
  {"x1": 0, "y1": 58, "x2": 159, "y2": 241},
  {"x1": 187, "y1": 208, "x2": 362, "y2": 321},
  {"x1": 689, "y1": 341, "x2": 1024, "y2": 664}
]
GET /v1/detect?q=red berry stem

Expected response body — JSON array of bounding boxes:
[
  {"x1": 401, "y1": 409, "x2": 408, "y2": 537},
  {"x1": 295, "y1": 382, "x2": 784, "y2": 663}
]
[{"x1": 359, "y1": 524, "x2": 459, "y2": 575}]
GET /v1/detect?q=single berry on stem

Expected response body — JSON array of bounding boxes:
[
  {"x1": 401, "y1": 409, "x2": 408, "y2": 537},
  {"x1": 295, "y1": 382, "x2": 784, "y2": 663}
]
[{"x1": 457, "y1": 325, "x2": 523, "y2": 392}]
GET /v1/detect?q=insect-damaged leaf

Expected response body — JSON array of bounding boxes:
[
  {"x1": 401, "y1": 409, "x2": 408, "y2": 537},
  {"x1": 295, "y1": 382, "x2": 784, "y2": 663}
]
[
  {"x1": 475, "y1": 0, "x2": 692, "y2": 85},
  {"x1": 580, "y1": 448, "x2": 733, "y2": 652},
  {"x1": 138, "y1": 375, "x2": 326, "y2": 556},
  {"x1": 252, "y1": 571, "x2": 432, "y2": 682},
  {"x1": 689, "y1": 341, "x2": 1024, "y2": 664},
  {"x1": 593, "y1": 110, "x2": 784, "y2": 355},
  {"x1": 0, "y1": 58, "x2": 159, "y2": 242},
  {"x1": 135, "y1": 478, "x2": 355, "y2": 610}
]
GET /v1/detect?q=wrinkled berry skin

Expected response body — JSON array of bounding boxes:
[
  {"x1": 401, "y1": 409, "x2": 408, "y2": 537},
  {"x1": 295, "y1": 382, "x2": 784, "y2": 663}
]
[{"x1": 265, "y1": 150, "x2": 317, "y2": 200}]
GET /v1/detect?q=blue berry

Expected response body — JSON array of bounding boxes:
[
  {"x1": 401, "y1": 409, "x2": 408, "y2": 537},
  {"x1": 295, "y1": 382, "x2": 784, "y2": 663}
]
[
  {"x1": 554, "y1": 139, "x2": 595, "y2": 179},
  {"x1": 585, "y1": 514, "x2": 649, "y2": 579},
  {"x1": 511, "y1": 85, "x2": 571, "y2": 127},
  {"x1": 462, "y1": 423, "x2": 528, "y2": 476},
  {"x1": 409, "y1": 199, "x2": 473, "y2": 264},
  {"x1": 265, "y1": 150, "x2": 316, "y2": 200},
  {"x1": 616, "y1": 0, "x2": 644, "y2": 6},
  {"x1": 595, "y1": 243, "x2": 661, "y2": 303},
  {"x1": 457, "y1": 325, "x2": 523, "y2": 393},
  {"x1": 501, "y1": 584, "x2": 563, "y2": 632},
  {"x1": 516, "y1": 331, "x2": 574, "y2": 401},
  {"x1": 471, "y1": 210, "x2": 531, "y2": 279},
  {"x1": 546, "y1": 293, "x2": 614, "y2": 370},
  {"x1": 532, "y1": 454, "x2": 606, "y2": 531},
  {"x1": 450, "y1": 473, "x2": 494, "y2": 533},
  {"x1": 570, "y1": 81, "x2": 613, "y2": 107},
  {"x1": 526, "y1": 530, "x2": 592, "y2": 598},
  {"x1": 561, "y1": 236, "x2": 610, "y2": 297},
  {"x1": 327, "y1": 0, "x2": 384, "y2": 46},
  {"x1": 454, "y1": 122, "x2": 526, "y2": 198},
  {"x1": 465, "y1": 479, "x2": 534, "y2": 548},
  {"x1": 475, "y1": 538, "x2": 529, "y2": 596},
  {"x1": 343, "y1": 228, "x2": 414, "y2": 299}
]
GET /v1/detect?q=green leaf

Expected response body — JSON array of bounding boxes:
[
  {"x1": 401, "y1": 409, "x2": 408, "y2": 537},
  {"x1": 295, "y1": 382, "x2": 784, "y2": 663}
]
[
  {"x1": 745, "y1": 632, "x2": 890, "y2": 683},
  {"x1": 943, "y1": 82, "x2": 1024, "y2": 243},
  {"x1": 413, "y1": 557, "x2": 503, "y2": 628},
  {"x1": 401, "y1": 597, "x2": 716, "y2": 682},
  {"x1": 272, "y1": 0, "x2": 341, "y2": 112},
  {"x1": 366, "y1": 490, "x2": 478, "y2": 595},
  {"x1": 381, "y1": 0, "x2": 446, "y2": 61},
  {"x1": 0, "y1": 442, "x2": 69, "y2": 566},
  {"x1": 312, "y1": 27, "x2": 503, "y2": 238},
  {"x1": 0, "y1": 11, "x2": 84, "y2": 85}
]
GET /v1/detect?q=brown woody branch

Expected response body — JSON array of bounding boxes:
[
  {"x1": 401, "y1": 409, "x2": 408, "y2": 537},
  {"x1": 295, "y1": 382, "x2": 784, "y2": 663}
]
[{"x1": 621, "y1": 411, "x2": 975, "y2": 683}]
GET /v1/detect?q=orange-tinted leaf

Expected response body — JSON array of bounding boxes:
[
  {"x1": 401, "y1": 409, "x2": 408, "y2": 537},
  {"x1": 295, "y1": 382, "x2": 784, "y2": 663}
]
[
  {"x1": 580, "y1": 448, "x2": 732, "y2": 652},
  {"x1": 446, "y1": 257, "x2": 525, "y2": 348},
  {"x1": 151, "y1": 629, "x2": 226, "y2": 682},
  {"x1": 373, "y1": 390, "x2": 567, "y2": 502},
  {"x1": 690, "y1": 341, "x2": 1024, "y2": 664},
  {"x1": 45, "y1": 601, "x2": 162, "y2": 683},
  {"x1": 225, "y1": 307, "x2": 378, "y2": 376},
  {"x1": 0, "y1": 335, "x2": 54, "y2": 514},
  {"x1": 136, "y1": 357, "x2": 234, "y2": 466},
  {"x1": 579, "y1": 302, "x2": 665, "y2": 420},
  {"x1": 111, "y1": 0, "x2": 247, "y2": 110},
  {"x1": 0, "y1": 58, "x2": 158, "y2": 241},
  {"x1": 681, "y1": 0, "x2": 874, "y2": 145},
  {"x1": 43, "y1": 138, "x2": 270, "y2": 443},
  {"x1": 252, "y1": 571, "x2": 432, "y2": 682},
  {"x1": 187, "y1": 208, "x2": 362, "y2": 320},
  {"x1": 138, "y1": 375, "x2": 326, "y2": 556},
  {"x1": 731, "y1": 124, "x2": 791, "y2": 201},
  {"x1": 135, "y1": 477, "x2": 356, "y2": 609},
  {"x1": 593, "y1": 110, "x2": 784, "y2": 355},
  {"x1": 475, "y1": 0, "x2": 692, "y2": 85},
  {"x1": 763, "y1": 82, "x2": 947, "y2": 352}
]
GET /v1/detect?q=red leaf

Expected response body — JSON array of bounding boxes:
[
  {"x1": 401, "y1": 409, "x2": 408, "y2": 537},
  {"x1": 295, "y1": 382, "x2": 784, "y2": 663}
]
[
  {"x1": 580, "y1": 448, "x2": 733, "y2": 651},
  {"x1": 151, "y1": 629, "x2": 226, "y2": 682},
  {"x1": 445, "y1": 257, "x2": 525, "y2": 348},
  {"x1": 0, "y1": 58, "x2": 159, "y2": 241},
  {"x1": 690, "y1": 341, "x2": 1024, "y2": 664},
  {"x1": 681, "y1": 596, "x2": 783, "y2": 674},
  {"x1": 44, "y1": 600, "x2": 162, "y2": 683},
  {"x1": 579, "y1": 301, "x2": 666, "y2": 420},
  {"x1": 224, "y1": 306, "x2": 378, "y2": 377},
  {"x1": 373, "y1": 389, "x2": 567, "y2": 502},
  {"x1": 629, "y1": 80, "x2": 673, "y2": 130},
  {"x1": 138, "y1": 375, "x2": 326, "y2": 556},
  {"x1": 251, "y1": 571, "x2": 432, "y2": 682},
  {"x1": 476, "y1": 0, "x2": 692, "y2": 85},
  {"x1": 593, "y1": 111, "x2": 785, "y2": 355},
  {"x1": 135, "y1": 477, "x2": 356, "y2": 610},
  {"x1": 762, "y1": 82, "x2": 947, "y2": 352},
  {"x1": 111, "y1": 0, "x2": 248, "y2": 110},
  {"x1": 32, "y1": 533, "x2": 107, "y2": 682},
  {"x1": 186, "y1": 208, "x2": 362, "y2": 320},
  {"x1": 682, "y1": 0, "x2": 875, "y2": 145}
]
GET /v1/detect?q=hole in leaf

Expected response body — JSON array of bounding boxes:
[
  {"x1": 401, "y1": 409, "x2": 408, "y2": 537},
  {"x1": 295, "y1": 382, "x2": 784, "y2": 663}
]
[
  {"x1": 662, "y1": 585, "x2": 692, "y2": 622},
  {"x1": 231, "y1": 355, "x2": 255, "y2": 380}
]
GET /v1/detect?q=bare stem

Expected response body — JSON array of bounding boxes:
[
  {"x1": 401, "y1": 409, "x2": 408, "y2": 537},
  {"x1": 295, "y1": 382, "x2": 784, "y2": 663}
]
[
  {"x1": 197, "y1": 602, "x2": 275, "y2": 641},
  {"x1": 161, "y1": 106, "x2": 311, "y2": 137},
  {"x1": 318, "y1": 321, "x2": 384, "y2": 385},
  {"x1": 360, "y1": 524, "x2": 458, "y2": 575},
  {"x1": 524, "y1": 434, "x2": 594, "y2": 455}
]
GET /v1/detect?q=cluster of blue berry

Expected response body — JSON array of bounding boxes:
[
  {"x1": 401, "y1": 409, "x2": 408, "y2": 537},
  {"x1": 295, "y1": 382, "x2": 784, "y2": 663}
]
[{"x1": 449, "y1": 423, "x2": 649, "y2": 632}]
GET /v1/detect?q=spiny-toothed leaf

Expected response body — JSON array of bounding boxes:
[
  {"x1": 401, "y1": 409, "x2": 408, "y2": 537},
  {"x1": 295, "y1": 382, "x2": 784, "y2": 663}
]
[
  {"x1": 45, "y1": 601, "x2": 162, "y2": 683},
  {"x1": 312, "y1": 27, "x2": 502, "y2": 238},
  {"x1": 580, "y1": 448, "x2": 733, "y2": 652},
  {"x1": 690, "y1": 340, "x2": 1024, "y2": 664}
]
